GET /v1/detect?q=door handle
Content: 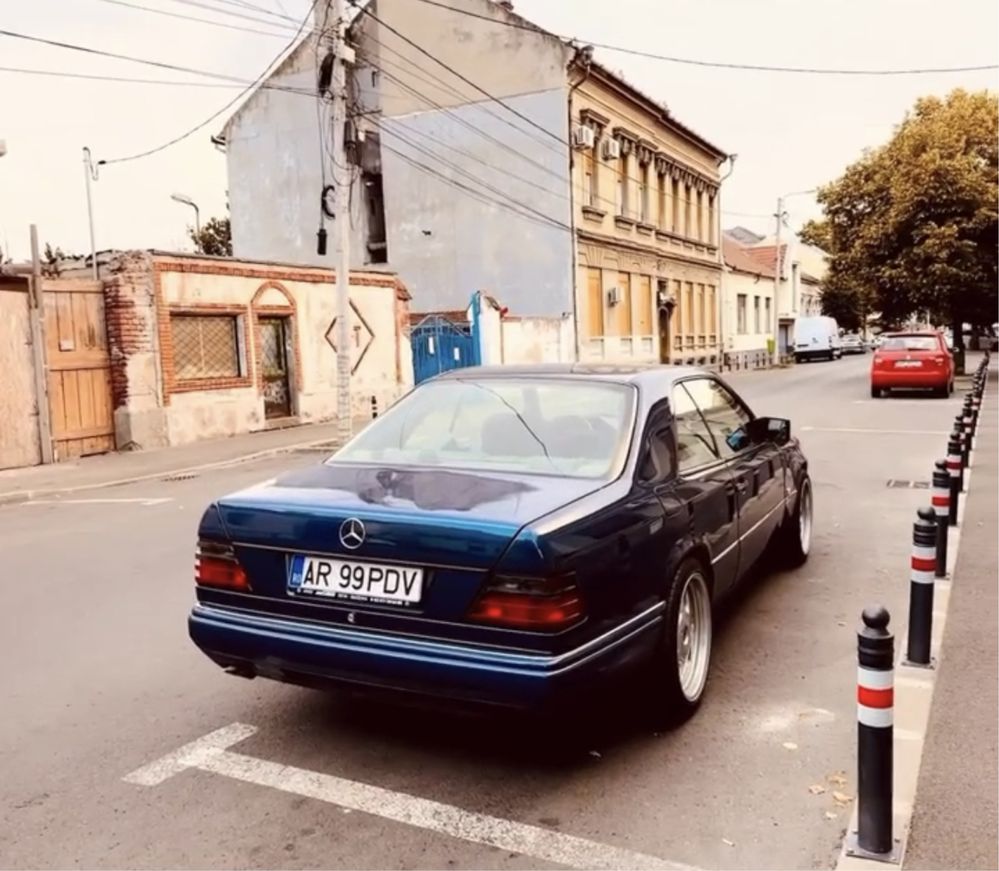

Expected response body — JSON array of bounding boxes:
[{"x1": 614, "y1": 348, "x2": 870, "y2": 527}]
[{"x1": 734, "y1": 479, "x2": 748, "y2": 493}]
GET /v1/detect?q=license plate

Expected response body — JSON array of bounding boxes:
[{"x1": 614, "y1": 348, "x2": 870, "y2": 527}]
[
  {"x1": 288, "y1": 554, "x2": 423, "y2": 605},
  {"x1": 896, "y1": 360, "x2": 923, "y2": 368}
]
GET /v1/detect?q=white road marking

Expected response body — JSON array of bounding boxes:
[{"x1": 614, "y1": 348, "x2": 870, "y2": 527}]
[
  {"x1": 27, "y1": 497, "x2": 173, "y2": 506},
  {"x1": 800, "y1": 426, "x2": 949, "y2": 436},
  {"x1": 124, "y1": 723, "x2": 695, "y2": 871}
]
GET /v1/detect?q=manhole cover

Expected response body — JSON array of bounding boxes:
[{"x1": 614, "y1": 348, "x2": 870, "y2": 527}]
[
  {"x1": 886, "y1": 479, "x2": 930, "y2": 489},
  {"x1": 162, "y1": 473, "x2": 198, "y2": 482}
]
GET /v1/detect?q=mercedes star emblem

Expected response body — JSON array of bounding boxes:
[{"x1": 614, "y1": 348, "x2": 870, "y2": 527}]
[{"x1": 339, "y1": 517, "x2": 365, "y2": 550}]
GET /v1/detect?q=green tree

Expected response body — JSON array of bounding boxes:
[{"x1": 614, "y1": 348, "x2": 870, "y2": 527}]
[
  {"x1": 805, "y1": 89, "x2": 998, "y2": 336},
  {"x1": 189, "y1": 216, "x2": 232, "y2": 256}
]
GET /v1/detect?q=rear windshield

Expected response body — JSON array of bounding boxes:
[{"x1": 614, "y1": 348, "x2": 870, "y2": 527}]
[
  {"x1": 333, "y1": 378, "x2": 635, "y2": 479},
  {"x1": 881, "y1": 336, "x2": 939, "y2": 351}
]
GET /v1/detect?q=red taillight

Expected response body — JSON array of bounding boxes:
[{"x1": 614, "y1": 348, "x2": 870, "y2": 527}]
[
  {"x1": 467, "y1": 574, "x2": 584, "y2": 631},
  {"x1": 933, "y1": 355, "x2": 946, "y2": 367},
  {"x1": 195, "y1": 540, "x2": 249, "y2": 590}
]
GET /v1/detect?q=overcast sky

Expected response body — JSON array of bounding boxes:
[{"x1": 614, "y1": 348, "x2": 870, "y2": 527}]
[{"x1": 1, "y1": 0, "x2": 996, "y2": 260}]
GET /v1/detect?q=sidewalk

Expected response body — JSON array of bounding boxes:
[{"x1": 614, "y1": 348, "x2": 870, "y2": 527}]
[
  {"x1": 0, "y1": 420, "x2": 351, "y2": 505},
  {"x1": 903, "y1": 364, "x2": 998, "y2": 870}
]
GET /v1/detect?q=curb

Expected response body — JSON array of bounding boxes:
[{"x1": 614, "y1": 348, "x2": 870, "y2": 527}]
[{"x1": 0, "y1": 437, "x2": 338, "y2": 507}]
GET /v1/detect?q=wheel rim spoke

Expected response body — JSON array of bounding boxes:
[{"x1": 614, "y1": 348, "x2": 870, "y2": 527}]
[{"x1": 676, "y1": 572, "x2": 712, "y2": 702}]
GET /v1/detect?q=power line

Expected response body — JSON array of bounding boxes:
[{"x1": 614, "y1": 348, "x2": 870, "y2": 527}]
[
  {"x1": 162, "y1": 0, "x2": 301, "y2": 27},
  {"x1": 396, "y1": 0, "x2": 999, "y2": 76},
  {"x1": 195, "y1": 0, "x2": 300, "y2": 21},
  {"x1": 0, "y1": 64, "x2": 298, "y2": 88},
  {"x1": 101, "y1": 0, "x2": 318, "y2": 163},
  {"x1": 0, "y1": 29, "x2": 315, "y2": 95},
  {"x1": 95, "y1": 0, "x2": 295, "y2": 38}
]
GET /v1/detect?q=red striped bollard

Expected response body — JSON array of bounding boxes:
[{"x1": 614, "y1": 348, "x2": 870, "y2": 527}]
[
  {"x1": 906, "y1": 508, "x2": 936, "y2": 666},
  {"x1": 970, "y1": 391, "x2": 981, "y2": 436},
  {"x1": 932, "y1": 460, "x2": 950, "y2": 575},
  {"x1": 947, "y1": 434, "x2": 962, "y2": 525},
  {"x1": 849, "y1": 605, "x2": 896, "y2": 860}
]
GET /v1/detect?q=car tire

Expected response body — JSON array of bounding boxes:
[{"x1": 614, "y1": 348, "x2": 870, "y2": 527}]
[
  {"x1": 934, "y1": 384, "x2": 949, "y2": 398},
  {"x1": 776, "y1": 475, "x2": 813, "y2": 569},
  {"x1": 871, "y1": 385, "x2": 882, "y2": 398},
  {"x1": 645, "y1": 557, "x2": 713, "y2": 729}
]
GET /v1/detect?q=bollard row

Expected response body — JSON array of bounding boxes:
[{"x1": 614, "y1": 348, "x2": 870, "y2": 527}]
[{"x1": 851, "y1": 354, "x2": 988, "y2": 858}]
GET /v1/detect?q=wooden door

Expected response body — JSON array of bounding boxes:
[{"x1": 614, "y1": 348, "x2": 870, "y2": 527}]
[
  {"x1": 259, "y1": 317, "x2": 292, "y2": 419},
  {"x1": 42, "y1": 280, "x2": 115, "y2": 460}
]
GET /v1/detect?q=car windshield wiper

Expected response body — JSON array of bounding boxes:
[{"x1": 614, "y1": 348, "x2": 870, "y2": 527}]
[{"x1": 464, "y1": 382, "x2": 560, "y2": 472}]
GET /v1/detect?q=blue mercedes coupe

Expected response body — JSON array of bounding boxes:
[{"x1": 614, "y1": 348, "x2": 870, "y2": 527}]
[{"x1": 189, "y1": 365, "x2": 812, "y2": 724}]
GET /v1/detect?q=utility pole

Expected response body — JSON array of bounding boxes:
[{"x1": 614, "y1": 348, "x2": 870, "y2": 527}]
[
  {"x1": 82, "y1": 147, "x2": 98, "y2": 280},
  {"x1": 772, "y1": 196, "x2": 784, "y2": 367},
  {"x1": 328, "y1": 0, "x2": 353, "y2": 444}
]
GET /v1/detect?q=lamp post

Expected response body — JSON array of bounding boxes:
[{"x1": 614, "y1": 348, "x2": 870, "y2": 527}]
[
  {"x1": 170, "y1": 193, "x2": 200, "y2": 240},
  {"x1": 771, "y1": 188, "x2": 816, "y2": 365},
  {"x1": 83, "y1": 147, "x2": 99, "y2": 280}
]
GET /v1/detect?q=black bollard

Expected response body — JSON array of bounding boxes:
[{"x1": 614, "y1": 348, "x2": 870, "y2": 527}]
[
  {"x1": 963, "y1": 401, "x2": 975, "y2": 458},
  {"x1": 947, "y1": 434, "x2": 962, "y2": 525},
  {"x1": 906, "y1": 508, "x2": 936, "y2": 666},
  {"x1": 855, "y1": 605, "x2": 895, "y2": 857},
  {"x1": 932, "y1": 461, "x2": 950, "y2": 576},
  {"x1": 956, "y1": 415, "x2": 971, "y2": 469}
]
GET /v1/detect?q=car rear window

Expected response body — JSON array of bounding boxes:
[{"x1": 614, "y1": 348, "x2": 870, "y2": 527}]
[
  {"x1": 881, "y1": 336, "x2": 939, "y2": 351},
  {"x1": 333, "y1": 378, "x2": 635, "y2": 479}
]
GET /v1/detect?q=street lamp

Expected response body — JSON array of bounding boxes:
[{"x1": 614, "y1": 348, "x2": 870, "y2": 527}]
[
  {"x1": 170, "y1": 193, "x2": 200, "y2": 238},
  {"x1": 771, "y1": 188, "x2": 817, "y2": 365}
]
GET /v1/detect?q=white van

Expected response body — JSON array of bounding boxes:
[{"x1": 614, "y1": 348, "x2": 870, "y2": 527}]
[{"x1": 794, "y1": 316, "x2": 842, "y2": 362}]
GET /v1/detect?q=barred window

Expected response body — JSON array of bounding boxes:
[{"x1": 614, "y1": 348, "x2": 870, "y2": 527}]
[{"x1": 171, "y1": 314, "x2": 244, "y2": 381}]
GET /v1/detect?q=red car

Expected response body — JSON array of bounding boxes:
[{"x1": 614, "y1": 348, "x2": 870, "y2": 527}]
[{"x1": 870, "y1": 332, "x2": 954, "y2": 398}]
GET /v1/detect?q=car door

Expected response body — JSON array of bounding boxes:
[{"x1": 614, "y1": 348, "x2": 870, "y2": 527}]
[
  {"x1": 668, "y1": 382, "x2": 741, "y2": 596},
  {"x1": 682, "y1": 377, "x2": 785, "y2": 579}
]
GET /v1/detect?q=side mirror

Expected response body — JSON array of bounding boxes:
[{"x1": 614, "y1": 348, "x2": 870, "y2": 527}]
[{"x1": 746, "y1": 416, "x2": 791, "y2": 446}]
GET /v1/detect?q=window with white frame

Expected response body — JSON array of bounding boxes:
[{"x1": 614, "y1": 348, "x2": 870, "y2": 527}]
[{"x1": 737, "y1": 295, "x2": 748, "y2": 335}]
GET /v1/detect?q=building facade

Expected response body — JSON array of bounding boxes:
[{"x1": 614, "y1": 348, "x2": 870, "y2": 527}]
[
  {"x1": 221, "y1": 0, "x2": 727, "y2": 365},
  {"x1": 571, "y1": 63, "x2": 727, "y2": 366},
  {"x1": 720, "y1": 238, "x2": 774, "y2": 367}
]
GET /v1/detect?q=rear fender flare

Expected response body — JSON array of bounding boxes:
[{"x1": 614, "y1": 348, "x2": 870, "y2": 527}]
[{"x1": 664, "y1": 534, "x2": 715, "y2": 600}]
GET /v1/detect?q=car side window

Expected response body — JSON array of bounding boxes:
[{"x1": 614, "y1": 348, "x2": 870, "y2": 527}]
[
  {"x1": 639, "y1": 427, "x2": 676, "y2": 482},
  {"x1": 671, "y1": 383, "x2": 720, "y2": 472},
  {"x1": 683, "y1": 378, "x2": 754, "y2": 458}
]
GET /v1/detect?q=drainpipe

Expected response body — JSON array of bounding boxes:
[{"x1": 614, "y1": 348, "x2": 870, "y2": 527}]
[
  {"x1": 716, "y1": 153, "x2": 738, "y2": 368},
  {"x1": 566, "y1": 45, "x2": 593, "y2": 363}
]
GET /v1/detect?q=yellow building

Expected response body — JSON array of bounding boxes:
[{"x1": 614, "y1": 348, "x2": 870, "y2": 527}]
[{"x1": 571, "y1": 62, "x2": 729, "y2": 366}]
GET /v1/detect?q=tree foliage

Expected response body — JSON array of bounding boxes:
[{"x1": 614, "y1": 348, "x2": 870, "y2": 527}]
[
  {"x1": 807, "y1": 89, "x2": 998, "y2": 330},
  {"x1": 189, "y1": 216, "x2": 232, "y2": 257}
]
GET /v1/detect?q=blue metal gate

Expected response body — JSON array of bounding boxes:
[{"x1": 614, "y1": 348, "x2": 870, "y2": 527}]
[{"x1": 411, "y1": 314, "x2": 480, "y2": 384}]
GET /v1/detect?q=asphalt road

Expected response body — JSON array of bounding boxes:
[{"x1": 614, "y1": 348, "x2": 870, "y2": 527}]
[{"x1": 0, "y1": 355, "x2": 970, "y2": 870}]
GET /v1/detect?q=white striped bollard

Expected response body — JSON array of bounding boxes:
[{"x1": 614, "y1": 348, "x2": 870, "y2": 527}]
[
  {"x1": 849, "y1": 605, "x2": 896, "y2": 860},
  {"x1": 906, "y1": 508, "x2": 936, "y2": 666},
  {"x1": 947, "y1": 434, "x2": 962, "y2": 525},
  {"x1": 932, "y1": 460, "x2": 950, "y2": 576}
]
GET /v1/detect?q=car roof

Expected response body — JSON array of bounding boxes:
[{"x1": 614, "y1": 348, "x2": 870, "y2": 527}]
[{"x1": 433, "y1": 362, "x2": 710, "y2": 390}]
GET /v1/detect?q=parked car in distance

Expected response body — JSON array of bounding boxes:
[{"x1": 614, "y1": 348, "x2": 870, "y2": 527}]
[
  {"x1": 870, "y1": 332, "x2": 954, "y2": 398},
  {"x1": 189, "y1": 365, "x2": 813, "y2": 727},
  {"x1": 841, "y1": 333, "x2": 867, "y2": 355},
  {"x1": 794, "y1": 316, "x2": 842, "y2": 362}
]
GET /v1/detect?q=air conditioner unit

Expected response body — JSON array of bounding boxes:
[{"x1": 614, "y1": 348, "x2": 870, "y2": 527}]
[
  {"x1": 607, "y1": 286, "x2": 623, "y2": 306},
  {"x1": 572, "y1": 125, "x2": 595, "y2": 149},
  {"x1": 602, "y1": 138, "x2": 621, "y2": 160}
]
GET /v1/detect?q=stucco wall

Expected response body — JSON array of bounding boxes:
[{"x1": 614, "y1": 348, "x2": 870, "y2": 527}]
[
  {"x1": 723, "y1": 269, "x2": 773, "y2": 355},
  {"x1": 379, "y1": 89, "x2": 574, "y2": 318},
  {"x1": 152, "y1": 259, "x2": 410, "y2": 446},
  {"x1": 501, "y1": 316, "x2": 573, "y2": 364},
  {"x1": 0, "y1": 281, "x2": 41, "y2": 470}
]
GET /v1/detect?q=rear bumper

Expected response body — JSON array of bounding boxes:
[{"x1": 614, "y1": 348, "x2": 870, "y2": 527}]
[
  {"x1": 795, "y1": 348, "x2": 835, "y2": 359},
  {"x1": 871, "y1": 369, "x2": 949, "y2": 389},
  {"x1": 188, "y1": 603, "x2": 662, "y2": 711}
]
